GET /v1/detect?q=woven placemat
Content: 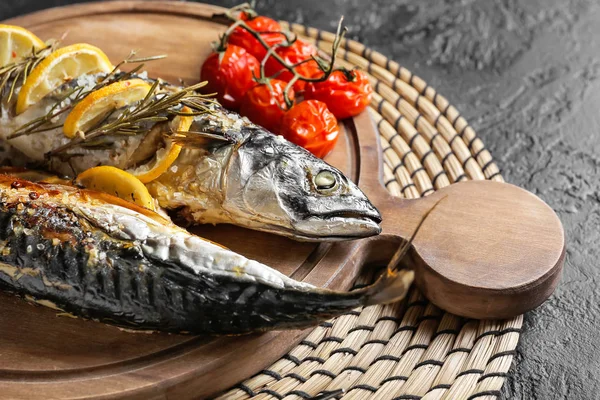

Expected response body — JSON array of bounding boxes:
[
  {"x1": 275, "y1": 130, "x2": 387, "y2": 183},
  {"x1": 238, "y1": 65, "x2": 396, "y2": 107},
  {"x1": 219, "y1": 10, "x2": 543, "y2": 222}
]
[{"x1": 217, "y1": 23, "x2": 522, "y2": 400}]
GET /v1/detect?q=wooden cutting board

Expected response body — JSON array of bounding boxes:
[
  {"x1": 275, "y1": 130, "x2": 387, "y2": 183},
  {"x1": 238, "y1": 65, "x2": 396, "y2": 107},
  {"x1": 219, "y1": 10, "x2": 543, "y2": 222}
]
[
  {"x1": 1, "y1": 1, "x2": 565, "y2": 399},
  {"x1": 0, "y1": 2, "x2": 395, "y2": 399}
]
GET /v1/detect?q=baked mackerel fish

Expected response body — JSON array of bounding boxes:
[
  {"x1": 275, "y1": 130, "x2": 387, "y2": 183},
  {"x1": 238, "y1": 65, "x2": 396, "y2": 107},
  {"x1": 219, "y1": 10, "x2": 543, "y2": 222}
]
[
  {"x1": 0, "y1": 72, "x2": 381, "y2": 242},
  {"x1": 0, "y1": 175, "x2": 411, "y2": 334}
]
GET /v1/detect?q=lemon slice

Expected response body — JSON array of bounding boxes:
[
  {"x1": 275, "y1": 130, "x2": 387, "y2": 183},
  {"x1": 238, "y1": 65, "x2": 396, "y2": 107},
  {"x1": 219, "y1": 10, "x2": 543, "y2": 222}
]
[
  {"x1": 75, "y1": 166, "x2": 155, "y2": 210},
  {"x1": 127, "y1": 109, "x2": 192, "y2": 183},
  {"x1": 0, "y1": 24, "x2": 45, "y2": 67},
  {"x1": 16, "y1": 43, "x2": 113, "y2": 114},
  {"x1": 63, "y1": 79, "x2": 151, "y2": 138}
]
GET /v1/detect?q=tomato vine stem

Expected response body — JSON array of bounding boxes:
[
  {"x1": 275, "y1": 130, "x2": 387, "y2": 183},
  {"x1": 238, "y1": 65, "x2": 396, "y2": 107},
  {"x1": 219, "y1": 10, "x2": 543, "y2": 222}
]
[{"x1": 213, "y1": 2, "x2": 349, "y2": 110}]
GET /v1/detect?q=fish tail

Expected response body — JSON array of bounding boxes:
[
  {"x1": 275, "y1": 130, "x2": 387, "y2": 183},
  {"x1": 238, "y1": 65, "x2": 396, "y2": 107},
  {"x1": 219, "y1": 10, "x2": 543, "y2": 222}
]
[
  {"x1": 362, "y1": 268, "x2": 415, "y2": 306},
  {"x1": 362, "y1": 195, "x2": 446, "y2": 306},
  {"x1": 361, "y1": 232, "x2": 417, "y2": 306}
]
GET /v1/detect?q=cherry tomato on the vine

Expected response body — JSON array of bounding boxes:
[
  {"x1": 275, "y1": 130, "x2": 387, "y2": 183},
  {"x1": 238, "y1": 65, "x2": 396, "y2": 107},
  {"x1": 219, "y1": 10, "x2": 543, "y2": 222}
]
[
  {"x1": 264, "y1": 39, "x2": 317, "y2": 82},
  {"x1": 228, "y1": 15, "x2": 284, "y2": 62},
  {"x1": 200, "y1": 45, "x2": 260, "y2": 110},
  {"x1": 240, "y1": 79, "x2": 295, "y2": 133},
  {"x1": 293, "y1": 60, "x2": 325, "y2": 91},
  {"x1": 304, "y1": 69, "x2": 373, "y2": 119},
  {"x1": 281, "y1": 100, "x2": 339, "y2": 158}
]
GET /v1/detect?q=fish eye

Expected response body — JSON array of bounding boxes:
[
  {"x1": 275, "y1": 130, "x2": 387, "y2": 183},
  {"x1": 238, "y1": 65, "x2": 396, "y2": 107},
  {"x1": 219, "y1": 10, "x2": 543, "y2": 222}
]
[{"x1": 314, "y1": 170, "x2": 338, "y2": 191}]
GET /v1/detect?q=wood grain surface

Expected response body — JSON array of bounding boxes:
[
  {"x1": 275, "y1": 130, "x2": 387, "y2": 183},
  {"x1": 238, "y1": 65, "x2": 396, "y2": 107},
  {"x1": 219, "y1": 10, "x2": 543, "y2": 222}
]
[{"x1": 0, "y1": 1, "x2": 565, "y2": 399}]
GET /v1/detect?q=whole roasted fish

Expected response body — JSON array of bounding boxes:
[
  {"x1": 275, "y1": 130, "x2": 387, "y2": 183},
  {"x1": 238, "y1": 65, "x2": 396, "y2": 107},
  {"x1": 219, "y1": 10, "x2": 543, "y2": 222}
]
[
  {"x1": 0, "y1": 175, "x2": 410, "y2": 334},
  {"x1": 0, "y1": 71, "x2": 381, "y2": 241}
]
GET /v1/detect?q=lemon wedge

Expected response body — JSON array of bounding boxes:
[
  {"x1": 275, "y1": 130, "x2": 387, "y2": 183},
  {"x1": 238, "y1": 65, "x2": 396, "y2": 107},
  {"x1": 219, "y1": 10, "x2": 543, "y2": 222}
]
[
  {"x1": 75, "y1": 166, "x2": 155, "y2": 210},
  {"x1": 16, "y1": 43, "x2": 113, "y2": 114},
  {"x1": 0, "y1": 24, "x2": 45, "y2": 67},
  {"x1": 63, "y1": 79, "x2": 151, "y2": 138},
  {"x1": 127, "y1": 108, "x2": 192, "y2": 183}
]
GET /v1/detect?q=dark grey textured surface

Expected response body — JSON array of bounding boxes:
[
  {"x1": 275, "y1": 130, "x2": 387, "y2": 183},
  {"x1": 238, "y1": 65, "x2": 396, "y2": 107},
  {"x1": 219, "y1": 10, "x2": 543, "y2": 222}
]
[{"x1": 1, "y1": 1, "x2": 598, "y2": 399}]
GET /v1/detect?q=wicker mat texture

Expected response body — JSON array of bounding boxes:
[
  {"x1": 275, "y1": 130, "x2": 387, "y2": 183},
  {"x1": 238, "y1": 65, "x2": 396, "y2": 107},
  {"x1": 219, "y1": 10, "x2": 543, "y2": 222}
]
[{"x1": 217, "y1": 23, "x2": 522, "y2": 400}]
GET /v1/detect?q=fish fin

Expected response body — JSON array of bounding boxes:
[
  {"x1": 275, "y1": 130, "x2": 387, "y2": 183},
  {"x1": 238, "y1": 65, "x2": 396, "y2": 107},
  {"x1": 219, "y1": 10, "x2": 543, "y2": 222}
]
[
  {"x1": 170, "y1": 129, "x2": 235, "y2": 148},
  {"x1": 363, "y1": 195, "x2": 447, "y2": 306}
]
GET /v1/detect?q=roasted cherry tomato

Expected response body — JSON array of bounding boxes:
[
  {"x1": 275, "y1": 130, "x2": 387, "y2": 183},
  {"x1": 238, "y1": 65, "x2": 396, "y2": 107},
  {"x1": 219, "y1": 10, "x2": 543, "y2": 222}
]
[
  {"x1": 304, "y1": 69, "x2": 373, "y2": 119},
  {"x1": 240, "y1": 79, "x2": 295, "y2": 133},
  {"x1": 228, "y1": 15, "x2": 284, "y2": 62},
  {"x1": 200, "y1": 45, "x2": 260, "y2": 110},
  {"x1": 280, "y1": 100, "x2": 339, "y2": 158},
  {"x1": 293, "y1": 60, "x2": 325, "y2": 91},
  {"x1": 264, "y1": 39, "x2": 317, "y2": 82}
]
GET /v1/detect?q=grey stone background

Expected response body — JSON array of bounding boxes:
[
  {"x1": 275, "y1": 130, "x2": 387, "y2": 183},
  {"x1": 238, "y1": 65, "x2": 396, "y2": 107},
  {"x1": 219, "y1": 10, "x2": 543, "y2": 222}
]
[{"x1": 1, "y1": 0, "x2": 598, "y2": 399}]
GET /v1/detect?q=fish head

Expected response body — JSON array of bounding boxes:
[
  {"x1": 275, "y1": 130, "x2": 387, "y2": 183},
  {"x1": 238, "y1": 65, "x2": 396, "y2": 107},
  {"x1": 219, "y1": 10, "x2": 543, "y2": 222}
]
[{"x1": 224, "y1": 130, "x2": 382, "y2": 241}]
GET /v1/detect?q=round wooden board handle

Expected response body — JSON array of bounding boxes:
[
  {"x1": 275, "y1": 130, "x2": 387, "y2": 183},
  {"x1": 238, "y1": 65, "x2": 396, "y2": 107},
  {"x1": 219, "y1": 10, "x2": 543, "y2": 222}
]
[
  {"x1": 382, "y1": 180, "x2": 564, "y2": 319},
  {"x1": 353, "y1": 112, "x2": 565, "y2": 320}
]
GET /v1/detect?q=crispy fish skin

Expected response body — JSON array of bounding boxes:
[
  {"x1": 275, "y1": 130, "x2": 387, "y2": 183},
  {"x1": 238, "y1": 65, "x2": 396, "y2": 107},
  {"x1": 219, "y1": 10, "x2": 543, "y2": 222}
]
[
  {"x1": 0, "y1": 175, "x2": 411, "y2": 334},
  {"x1": 0, "y1": 73, "x2": 382, "y2": 242}
]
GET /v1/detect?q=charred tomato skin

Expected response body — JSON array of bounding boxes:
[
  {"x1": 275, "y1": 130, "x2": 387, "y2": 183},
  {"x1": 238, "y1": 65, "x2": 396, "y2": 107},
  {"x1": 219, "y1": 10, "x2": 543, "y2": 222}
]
[
  {"x1": 200, "y1": 45, "x2": 260, "y2": 110},
  {"x1": 239, "y1": 79, "x2": 295, "y2": 133},
  {"x1": 304, "y1": 69, "x2": 373, "y2": 119},
  {"x1": 280, "y1": 99, "x2": 339, "y2": 158}
]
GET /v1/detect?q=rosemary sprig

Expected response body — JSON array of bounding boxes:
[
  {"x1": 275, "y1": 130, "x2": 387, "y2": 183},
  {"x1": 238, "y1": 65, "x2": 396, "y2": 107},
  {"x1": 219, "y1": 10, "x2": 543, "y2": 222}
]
[
  {"x1": 8, "y1": 51, "x2": 167, "y2": 139},
  {"x1": 9, "y1": 85, "x2": 83, "y2": 138},
  {"x1": 45, "y1": 81, "x2": 214, "y2": 158},
  {"x1": 0, "y1": 41, "x2": 57, "y2": 103}
]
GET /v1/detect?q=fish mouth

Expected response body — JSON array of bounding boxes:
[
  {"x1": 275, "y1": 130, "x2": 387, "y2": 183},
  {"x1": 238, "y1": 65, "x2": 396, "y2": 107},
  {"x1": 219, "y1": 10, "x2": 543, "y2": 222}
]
[
  {"x1": 290, "y1": 210, "x2": 383, "y2": 242},
  {"x1": 321, "y1": 210, "x2": 383, "y2": 224}
]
